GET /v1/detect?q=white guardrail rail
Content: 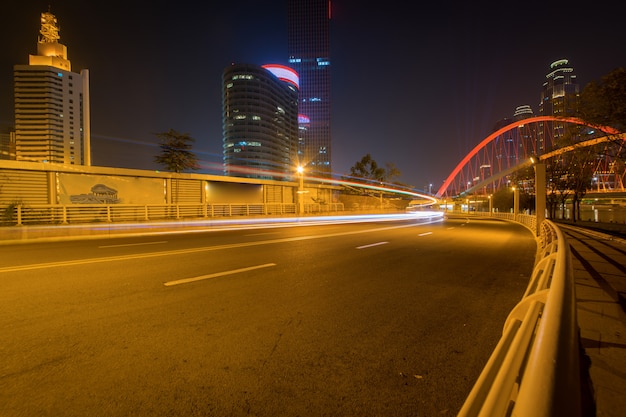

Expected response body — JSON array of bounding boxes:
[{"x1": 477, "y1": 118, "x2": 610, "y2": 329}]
[
  {"x1": 2, "y1": 202, "x2": 346, "y2": 226},
  {"x1": 458, "y1": 218, "x2": 581, "y2": 417}
]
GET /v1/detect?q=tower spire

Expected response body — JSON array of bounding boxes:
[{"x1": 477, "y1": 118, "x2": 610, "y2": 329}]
[{"x1": 39, "y1": 8, "x2": 60, "y2": 44}]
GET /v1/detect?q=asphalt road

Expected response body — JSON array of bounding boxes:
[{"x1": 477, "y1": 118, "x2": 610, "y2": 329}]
[{"x1": 0, "y1": 216, "x2": 537, "y2": 417}]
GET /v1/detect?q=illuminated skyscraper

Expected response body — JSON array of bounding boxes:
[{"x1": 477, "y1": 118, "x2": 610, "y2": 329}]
[
  {"x1": 513, "y1": 105, "x2": 534, "y2": 121},
  {"x1": 538, "y1": 59, "x2": 579, "y2": 152},
  {"x1": 287, "y1": 0, "x2": 332, "y2": 177},
  {"x1": 13, "y1": 9, "x2": 91, "y2": 165},
  {"x1": 222, "y1": 63, "x2": 300, "y2": 180}
]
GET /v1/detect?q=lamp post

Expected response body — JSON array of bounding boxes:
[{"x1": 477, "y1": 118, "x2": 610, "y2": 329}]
[
  {"x1": 513, "y1": 186, "x2": 519, "y2": 221},
  {"x1": 531, "y1": 156, "x2": 546, "y2": 236},
  {"x1": 488, "y1": 194, "x2": 492, "y2": 216},
  {"x1": 297, "y1": 165, "x2": 304, "y2": 215}
]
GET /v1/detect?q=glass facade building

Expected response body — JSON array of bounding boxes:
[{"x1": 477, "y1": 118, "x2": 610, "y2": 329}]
[
  {"x1": 222, "y1": 63, "x2": 300, "y2": 180},
  {"x1": 287, "y1": 0, "x2": 332, "y2": 177}
]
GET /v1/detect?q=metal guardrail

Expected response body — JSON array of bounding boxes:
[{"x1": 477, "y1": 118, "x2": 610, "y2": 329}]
[
  {"x1": 2, "y1": 202, "x2": 346, "y2": 226},
  {"x1": 455, "y1": 210, "x2": 537, "y2": 234},
  {"x1": 457, "y1": 219, "x2": 580, "y2": 417}
]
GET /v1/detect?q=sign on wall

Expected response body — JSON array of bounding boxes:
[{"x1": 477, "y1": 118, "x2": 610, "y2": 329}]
[{"x1": 58, "y1": 174, "x2": 165, "y2": 204}]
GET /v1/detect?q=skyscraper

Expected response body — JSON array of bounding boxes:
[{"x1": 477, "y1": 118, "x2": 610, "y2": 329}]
[
  {"x1": 538, "y1": 59, "x2": 579, "y2": 152},
  {"x1": 13, "y1": 9, "x2": 91, "y2": 165},
  {"x1": 222, "y1": 63, "x2": 300, "y2": 180},
  {"x1": 287, "y1": 0, "x2": 332, "y2": 177}
]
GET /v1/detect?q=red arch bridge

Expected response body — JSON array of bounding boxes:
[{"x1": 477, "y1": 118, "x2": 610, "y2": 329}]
[{"x1": 435, "y1": 116, "x2": 625, "y2": 199}]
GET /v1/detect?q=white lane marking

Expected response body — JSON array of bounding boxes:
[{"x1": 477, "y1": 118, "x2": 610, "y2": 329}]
[
  {"x1": 418, "y1": 232, "x2": 433, "y2": 236},
  {"x1": 98, "y1": 241, "x2": 168, "y2": 248},
  {"x1": 0, "y1": 222, "x2": 428, "y2": 273},
  {"x1": 164, "y1": 263, "x2": 276, "y2": 286},
  {"x1": 356, "y1": 241, "x2": 388, "y2": 249}
]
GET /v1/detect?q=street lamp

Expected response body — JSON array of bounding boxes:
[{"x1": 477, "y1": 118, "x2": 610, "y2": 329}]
[
  {"x1": 512, "y1": 186, "x2": 519, "y2": 220},
  {"x1": 530, "y1": 155, "x2": 546, "y2": 236},
  {"x1": 296, "y1": 165, "x2": 304, "y2": 215}
]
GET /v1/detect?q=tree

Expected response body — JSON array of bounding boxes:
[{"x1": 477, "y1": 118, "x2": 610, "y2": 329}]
[
  {"x1": 384, "y1": 162, "x2": 401, "y2": 183},
  {"x1": 350, "y1": 154, "x2": 385, "y2": 182},
  {"x1": 579, "y1": 67, "x2": 626, "y2": 134},
  {"x1": 154, "y1": 129, "x2": 199, "y2": 173},
  {"x1": 349, "y1": 154, "x2": 401, "y2": 183}
]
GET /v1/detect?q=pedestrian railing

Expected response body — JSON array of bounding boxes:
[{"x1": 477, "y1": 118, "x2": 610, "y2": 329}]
[
  {"x1": 457, "y1": 219, "x2": 581, "y2": 417},
  {"x1": 2, "y1": 202, "x2": 346, "y2": 226}
]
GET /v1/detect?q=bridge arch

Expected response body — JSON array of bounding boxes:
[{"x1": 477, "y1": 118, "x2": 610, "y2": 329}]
[{"x1": 436, "y1": 116, "x2": 621, "y2": 197}]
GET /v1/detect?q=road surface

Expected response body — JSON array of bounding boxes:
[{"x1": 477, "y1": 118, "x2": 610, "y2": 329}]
[{"x1": 0, "y1": 216, "x2": 536, "y2": 416}]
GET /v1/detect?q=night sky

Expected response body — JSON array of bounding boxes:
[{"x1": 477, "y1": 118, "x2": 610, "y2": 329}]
[{"x1": 1, "y1": 1, "x2": 624, "y2": 190}]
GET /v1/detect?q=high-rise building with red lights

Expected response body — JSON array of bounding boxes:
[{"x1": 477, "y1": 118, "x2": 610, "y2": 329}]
[
  {"x1": 222, "y1": 63, "x2": 300, "y2": 180},
  {"x1": 287, "y1": 0, "x2": 332, "y2": 177}
]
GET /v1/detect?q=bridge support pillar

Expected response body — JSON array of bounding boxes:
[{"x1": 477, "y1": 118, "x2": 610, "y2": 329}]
[{"x1": 534, "y1": 162, "x2": 546, "y2": 236}]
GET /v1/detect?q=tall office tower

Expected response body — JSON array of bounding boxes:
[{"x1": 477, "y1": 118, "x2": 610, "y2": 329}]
[
  {"x1": 513, "y1": 105, "x2": 538, "y2": 158},
  {"x1": 222, "y1": 63, "x2": 300, "y2": 180},
  {"x1": 13, "y1": 10, "x2": 91, "y2": 165},
  {"x1": 538, "y1": 59, "x2": 579, "y2": 152},
  {"x1": 287, "y1": 0, "x2": 332, "y2": 177},
  {"x1": 297, "y1": 114, "x2": 310, "y2": 162},
  {"x1": 513, "y1": 105, "x2": 534, "y2": 121}
]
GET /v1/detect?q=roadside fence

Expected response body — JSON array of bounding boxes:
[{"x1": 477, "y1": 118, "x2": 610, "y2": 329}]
[
  {"x1": 457, "y1": 218, "x2": 580, "y2": 417},
  {"x1": 2, "y1": 202, "x2": 346, "y2": 226}
]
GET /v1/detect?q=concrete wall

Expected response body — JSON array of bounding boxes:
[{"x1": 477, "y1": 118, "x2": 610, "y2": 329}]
[{"x1": 0, "y1": 160, "x2": 339, "y2": 208}]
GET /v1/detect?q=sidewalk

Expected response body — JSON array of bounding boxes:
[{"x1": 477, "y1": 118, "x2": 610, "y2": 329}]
[
  {"x1": 554, "y1": 218, "x2": 626, "y2": 240},
  {"x1": 555, "y1": 221, "x2": 626, "y2": 417}
]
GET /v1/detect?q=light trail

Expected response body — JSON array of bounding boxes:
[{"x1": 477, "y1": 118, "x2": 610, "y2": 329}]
[
  {"x1": 25, "y1": 212, "x2": 445, "y2": 238},
  {"x1": 0, "y1": 217, "x2": 442, "y2": 273}
]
